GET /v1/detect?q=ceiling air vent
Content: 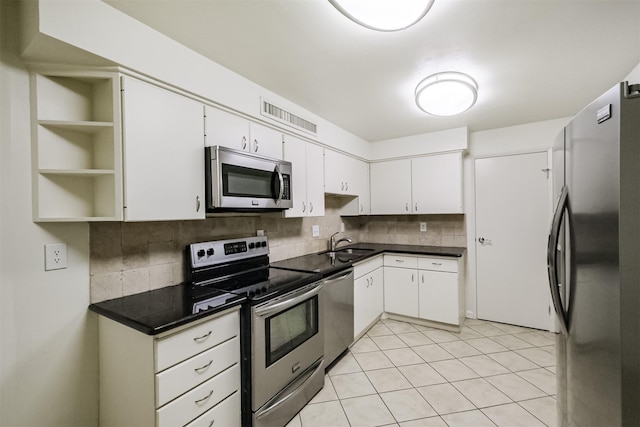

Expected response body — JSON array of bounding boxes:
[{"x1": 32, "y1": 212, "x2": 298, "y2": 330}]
[{"x1": 261, "y1": 98, "x2": 317, "y2": 135}]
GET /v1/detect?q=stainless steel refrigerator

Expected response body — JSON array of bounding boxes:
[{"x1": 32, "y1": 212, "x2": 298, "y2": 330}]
[{"x1": 548, "y1": 81, "x2": 640, "y2": 426}]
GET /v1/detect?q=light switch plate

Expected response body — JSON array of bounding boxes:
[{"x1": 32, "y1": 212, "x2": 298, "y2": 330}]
[
  {"x1": 312, "y1": 225, "x2": 320, "y2": 237},
  {"x1": 45, "y1": 243, "x2": 68, "y2": 271}
]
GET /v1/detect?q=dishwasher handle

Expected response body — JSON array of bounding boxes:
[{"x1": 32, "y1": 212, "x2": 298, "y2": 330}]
[{"x1": 323, "y1": 268, "x2": 354, "y2": 285}]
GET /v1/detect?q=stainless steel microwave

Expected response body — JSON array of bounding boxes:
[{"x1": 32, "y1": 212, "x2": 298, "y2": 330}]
[{"x1": 205, "y1": 146, "x2": 293, "y2": 212}]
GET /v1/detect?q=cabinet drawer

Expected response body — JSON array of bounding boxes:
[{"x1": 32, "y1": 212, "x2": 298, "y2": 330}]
[
  {"x1": 354, "y1": 255, "x2": 383, "y2": 278},
  {"x1": 384, "y1": 254, "x2": 418, "y2": 269},
  {"x1": 156, "y1": 363, "x2": 240, "y2": 427},
  {"x1": 418, "y1": 257, "x2": 458, "y2": 273},
  {"x1": 184, "y1": 391, "x2": 241, "y2": 427},
  {"x1": 156, "y1": 336, "x2": 239, "y2": 407},
  {"x1": 156, "y1": 310, "x2": 239, "y2": 372}
]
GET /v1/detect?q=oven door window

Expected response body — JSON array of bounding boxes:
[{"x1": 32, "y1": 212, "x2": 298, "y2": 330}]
[
  {"x1": 265, "y1": 295, "x2": 318, "y2": 367},
  {"x1": 222, "y1": 164, "x2": 278, "y2": 199}
]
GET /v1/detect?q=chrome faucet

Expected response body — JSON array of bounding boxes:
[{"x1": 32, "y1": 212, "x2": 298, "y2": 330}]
[{"x1": 330, "y1": 232, "x2": 352, "y2": 251}]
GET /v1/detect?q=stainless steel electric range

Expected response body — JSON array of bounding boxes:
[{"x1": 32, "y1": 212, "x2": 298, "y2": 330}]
[{"x1": 185, "y1": 236, "x2": 325, "y2": 427}]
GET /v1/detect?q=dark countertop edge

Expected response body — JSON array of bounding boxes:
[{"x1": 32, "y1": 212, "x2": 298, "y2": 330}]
[
  {"x1": 345, "y1": 243, "x2": 466, "y2": 258},
  {"x1": 88, "y1": 296, "x2": 245, "y2": 336}
]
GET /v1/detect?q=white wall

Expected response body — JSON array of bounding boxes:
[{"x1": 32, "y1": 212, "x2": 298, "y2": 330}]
[
  {"x1": 0, "y1": 2, "x2": 98, "y2": 426},
  {"x1": 22, "y1": 0, "x2": 372, "y2": 159},
  {"x1": 370, "y1": 127, "x2": 468, "y2": 160},
  {"x1": 625, "y1": 62, "x2": 640, "y2": 83}
]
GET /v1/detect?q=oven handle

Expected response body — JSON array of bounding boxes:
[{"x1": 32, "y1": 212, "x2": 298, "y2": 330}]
[
  {"x1": 254, "y1": 281, "x2": 323, "y2": 318},
  {"x1": 255, "y1": 357, "x2": 324, "y2": 421}
]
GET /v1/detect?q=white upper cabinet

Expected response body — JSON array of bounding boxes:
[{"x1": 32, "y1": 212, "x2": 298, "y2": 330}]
[
  {"x1": 204, "y1": 106, "x2": 282, "y2": 159},
  {"x1": 370, "y1": 159, "x2": 412, "y2": 214},
  {"x1": 30, "y1": 70, "x2": 123, "y2": 221},
  {"x1": 249, "y1": 121, "x2": 283, "y2": 159},
  {"x1": 325, "y1": 148, "x2": 371, "y2": 216},
  {"x1": 282, "y1": 135, "x2": 325, "y2": 218},
  {"x1": 121, "y1": 76, "x2": 205, "y2": 221},
  {"x1": 370, "y1": 152, "x2": 464, "y2": 215},
  {"x1": 324, "y1": 149, "x2": 358, "y2": 195},
  {"x1": 412, "y1": 152, "x2": 463, "y2": 214}
]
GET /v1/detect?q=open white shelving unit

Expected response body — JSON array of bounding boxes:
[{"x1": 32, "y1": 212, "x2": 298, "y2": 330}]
[{"x1": 30, "y1": 70, "x2": 123, "y2": 221}]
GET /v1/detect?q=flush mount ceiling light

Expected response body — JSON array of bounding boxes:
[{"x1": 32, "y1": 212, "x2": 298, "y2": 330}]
[
  {"x1": 415, "y1": 72, "x2": 478, "y2": 116},
  {"x1": 329, "y1": 0, "x2": 435, "y2": 32}
]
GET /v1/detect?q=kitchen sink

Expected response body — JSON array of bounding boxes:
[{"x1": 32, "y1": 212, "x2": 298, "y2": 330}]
[{"x1": 319, "y1": 248, "x2": 375, "y2": 258}]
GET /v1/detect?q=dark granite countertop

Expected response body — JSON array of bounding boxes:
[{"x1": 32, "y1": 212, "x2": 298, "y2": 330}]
[
  {"x1": 91, "y1": 243, "x2": 465, "y2": 335},
  {"x1": 270, "y1": 242, "x2": 466, "y2": 276},
  {"x1": 88, "y1": 284, "x2": 245, "y2": 336}
]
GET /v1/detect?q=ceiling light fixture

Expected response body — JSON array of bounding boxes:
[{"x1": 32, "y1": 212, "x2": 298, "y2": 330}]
[
  {"x1": 415, "y1": 72, "x2": 478, "y2": 116},
  {"x1": 329, "y1": 0, "x2": 435, "y2": 32}
]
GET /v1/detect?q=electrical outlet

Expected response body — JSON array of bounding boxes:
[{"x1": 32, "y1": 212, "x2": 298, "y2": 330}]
[
  {"x1": 340, "y1": 222, "x2": 345, "y2": 232},
  {"x1": 312, "y1": 225, "x2": 320, "y2": 238},
  {"x1": 45, "y1": 243, "x2": 68, "y2": 271},
  {"x1": 420, "y1": 222, "x2": 427, "y2": 232}
]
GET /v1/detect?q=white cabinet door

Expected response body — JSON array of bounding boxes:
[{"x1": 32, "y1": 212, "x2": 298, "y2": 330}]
[
  {"x1": 383, "y1": 266, "x2": 419, "y2": 317},
  {"x1": 412, "y1": 152, "x2": 463, "y2": 214},
  {"x1": 354, "y1": 267, "x2": 384, "y2": 338},
  {"x1": 354, "y1": 159, "x2": 370, "y2": 214},
  {"x1": 122, "y1": 77, "x2": 205, "y2": 221},
  {"x1": 370, "y1": 159, "x2": 412, "y2": 215},
  {"x1": 305, "y1": 143, "x2": 325, "y2": 217},
  {"x1": 418, "y1": 270, "x2": 459, "y2": 325},
  {"x1": 324, "y1": 149, "x2": 359, "y2": 195},
  {"x1": 283, "y1": 136, "x2": 307, "y2": 217},
  {"x1": 204, "y1": 106, "x2": 250, "y2": 151},
  {"x1": 324, "y1": 149, "x2": 346, "y2": 194},
  {"x1": 283, "y1": 136, "x2": 324, "y2": 218},
  {"x1": 249, "y1": 122, "x2": 283, "y2": 159},
  {"x1": 204, "y1": 107, "x2": 282, "y2": 159}
]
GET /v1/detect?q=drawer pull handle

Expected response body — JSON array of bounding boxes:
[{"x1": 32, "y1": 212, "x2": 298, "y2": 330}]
[
  {"x1": 195, "y1": 390, "x2": 214, "y2": 405},
  {"x1": 193, "y1": 331, "x2": 212, "y2": 342},
  {"x1": 432, "y1": 262, "x2": 442, "y2": 266},
  {"x1": 208, "y1": 420, "x2": 215, "y2": 427},
  {"x1": 395, "y1": 259, "x2": 404, "y2": 263},
  {"x1": 194, "y1": 360, "x2": 213, "y2": 373}
]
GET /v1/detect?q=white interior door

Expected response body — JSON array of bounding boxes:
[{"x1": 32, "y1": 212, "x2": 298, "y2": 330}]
[{"x1": 475, "y1": 152, "x2": 551, "y2": 330}]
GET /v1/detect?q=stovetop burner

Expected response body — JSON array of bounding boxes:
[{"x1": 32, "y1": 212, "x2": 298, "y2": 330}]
[{"x1": 185, "y1": 236, "x2": 321, "y2": 306}]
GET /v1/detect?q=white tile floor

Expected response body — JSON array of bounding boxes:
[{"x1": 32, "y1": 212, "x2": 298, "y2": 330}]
[{"x1": 286, "y1": 318, "x2": 557, "y2": 427}]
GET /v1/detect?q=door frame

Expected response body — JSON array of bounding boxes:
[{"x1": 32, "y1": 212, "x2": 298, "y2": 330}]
[{"x1": 467, "y1": 149, "x2": 556, "y2": 332}]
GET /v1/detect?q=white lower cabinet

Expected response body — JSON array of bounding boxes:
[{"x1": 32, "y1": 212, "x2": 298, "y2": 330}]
[
  {"x1": 383, "y1": 254, "x2": 464, "y2": 327},
  {"x1": 98, "y1": 308, "x2": 241, "y2": 427},
  {"x1": 353, "y1": 256, "x2": 384, "y2": 339},
  {"x1": 383, "y1": 255, "x2": 419, "y2": 317}
]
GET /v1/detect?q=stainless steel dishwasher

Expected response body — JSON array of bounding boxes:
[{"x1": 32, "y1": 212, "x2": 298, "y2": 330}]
[{"x1": 323, "y1": 268, "x2": 354, "y2": 368}]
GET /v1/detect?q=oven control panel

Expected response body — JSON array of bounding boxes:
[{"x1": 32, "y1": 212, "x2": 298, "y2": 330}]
[{"x1": 189, "y1": 236, "x2": 269, "y2": 268}]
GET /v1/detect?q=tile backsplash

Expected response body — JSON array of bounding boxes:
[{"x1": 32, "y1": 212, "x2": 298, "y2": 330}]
[{"x1": 90, "y1": 196, "x2": 466, "y2": 303}]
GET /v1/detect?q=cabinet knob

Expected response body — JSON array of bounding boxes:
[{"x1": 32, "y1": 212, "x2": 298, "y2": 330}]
[
  {"x1": 254, "y1": 139, "x2": 259, "y2": 152},
  {"x1": 405, "y1": 203, "x2": 409, "y2": 212},
  {"x1": 242, "y1": 136, "x2": 247, "y2": 149},
  {"x1": 196, "y1": 195, "x2": 201, "y2": 212},
  {"x1": 345, "y1": 182, "x2": 349, "y2": 191},
  {"x1": 309, "y1": 202, "x2": 313, "y2": 213},
  {"x1": 341, "y1": 182, "x2": 345, "y2": 191},
  {"x1": 415, "y1": 203, "x2": 418, "y2": 211},
  {"x1": 302, "y1": 202, "x2": 306, "y2": 212}
]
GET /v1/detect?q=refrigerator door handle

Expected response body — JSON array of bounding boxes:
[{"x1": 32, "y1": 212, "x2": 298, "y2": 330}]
[{"x1": 547, "y1": 185, "x2": 570, "y2": 334}]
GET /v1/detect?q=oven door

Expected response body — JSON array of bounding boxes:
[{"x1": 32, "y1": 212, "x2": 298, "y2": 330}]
[
  {"x1": 251, "y1": 281, "x2": 324, "y2": 411},
  {"x1": 206, "y1": 146, "x2": 292, "y2": 210}
]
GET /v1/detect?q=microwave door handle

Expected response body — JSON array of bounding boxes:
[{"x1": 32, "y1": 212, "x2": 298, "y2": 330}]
[{"x1": 274, "y1": 165, "x2": 285, "y2": 203}]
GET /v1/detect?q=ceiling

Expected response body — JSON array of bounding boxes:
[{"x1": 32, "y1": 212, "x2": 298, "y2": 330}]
[{"x1": 102, "y1": 0, "x2": 640, "y2": 142}]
